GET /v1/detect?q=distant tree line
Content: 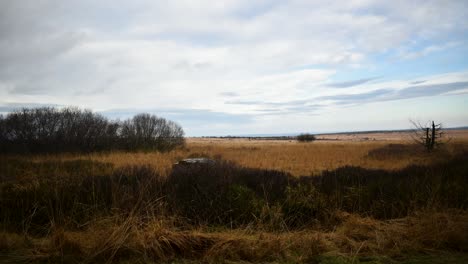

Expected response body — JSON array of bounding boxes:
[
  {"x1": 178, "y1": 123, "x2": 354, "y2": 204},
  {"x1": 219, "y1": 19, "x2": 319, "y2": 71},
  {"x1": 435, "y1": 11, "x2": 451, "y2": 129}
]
[{"x1": 0, "y1": 107, "x2": 185, "y2": 153}]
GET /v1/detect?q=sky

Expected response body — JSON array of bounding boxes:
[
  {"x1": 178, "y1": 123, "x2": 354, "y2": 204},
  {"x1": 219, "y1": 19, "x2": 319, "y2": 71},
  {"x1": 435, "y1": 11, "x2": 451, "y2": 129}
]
[{"x1": 1, "y1": 0, "x2": 468, "y2": 136}]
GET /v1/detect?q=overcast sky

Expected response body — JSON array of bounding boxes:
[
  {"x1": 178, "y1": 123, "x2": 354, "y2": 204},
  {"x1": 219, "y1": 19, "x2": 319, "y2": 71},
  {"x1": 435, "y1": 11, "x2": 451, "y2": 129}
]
[{"x1": 1, "y1": 0, "x2": 468, "y2": 136}]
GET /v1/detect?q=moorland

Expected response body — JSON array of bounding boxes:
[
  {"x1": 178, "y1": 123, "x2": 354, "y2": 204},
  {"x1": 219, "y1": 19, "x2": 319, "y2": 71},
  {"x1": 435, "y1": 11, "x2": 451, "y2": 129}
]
[{"x1": 1, "y1": 129, "x2": 468, "y2": 263}]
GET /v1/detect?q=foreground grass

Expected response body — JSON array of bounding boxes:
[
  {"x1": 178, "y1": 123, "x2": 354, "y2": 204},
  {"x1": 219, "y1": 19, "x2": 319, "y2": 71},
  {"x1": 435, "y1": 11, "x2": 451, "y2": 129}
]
[
  {"x1": 4, "y1": 255, "x2": 468, "y2": 264},
  {"x1": 1, "y1": 140, "x2": 467, "y2": 263},
  {"x1": 1, "y1": 211, "x2": 467, "y2": 263},
  {"x1": 316, "y1": 254, "x2": 468, "y2": 264}
]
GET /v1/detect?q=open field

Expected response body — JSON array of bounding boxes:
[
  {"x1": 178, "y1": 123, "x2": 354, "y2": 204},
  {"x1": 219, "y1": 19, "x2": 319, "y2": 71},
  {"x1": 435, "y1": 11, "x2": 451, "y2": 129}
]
[
  {"x1": 23, "y1": 129, "x2": 468, "y2": 177},
  {"x1": 316, "y1": 129, "x2": 468, "y2": 141},
  {"x1": 1, "y1": 132, "x2": 468, "y2": 263}
]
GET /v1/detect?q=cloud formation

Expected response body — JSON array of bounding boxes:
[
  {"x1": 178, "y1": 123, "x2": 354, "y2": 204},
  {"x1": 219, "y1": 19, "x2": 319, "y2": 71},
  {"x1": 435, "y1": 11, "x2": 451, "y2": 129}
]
[
  {"x1": 327, "y1": 77, "x2": 380, "y2": 88},
  {"x1": 1, "y1": 1, "x2": 467, "y2": 135},
  {"x1": 319, "y1": 81, "x2": 468, "y2": 105}
]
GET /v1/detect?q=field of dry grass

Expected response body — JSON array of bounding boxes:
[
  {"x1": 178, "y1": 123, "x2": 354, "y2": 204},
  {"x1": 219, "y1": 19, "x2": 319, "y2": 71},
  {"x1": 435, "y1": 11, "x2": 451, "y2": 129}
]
[
  {"x1": 1, "y1": 131, "x2": 468, "y2": 263},
  {"x1": 25, "y1": 130, "x2": 468, "y2": 177}
]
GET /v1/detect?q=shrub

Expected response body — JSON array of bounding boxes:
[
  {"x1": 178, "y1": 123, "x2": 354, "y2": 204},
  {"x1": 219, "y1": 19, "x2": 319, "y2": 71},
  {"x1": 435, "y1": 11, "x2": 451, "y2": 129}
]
[
  {"x1": 282, "y1": 184, "x2": 326, "y2": 227},
  {"x1": 0, "y1": 107, "x2": 185, "y2": 153},
  {"x1": 296, "y1": 133, "x2": 316, "y2": 142},
  {"x1": 314, "y1": 152, "x2": 468, "y2": 218},
  {"x1": 120, "y1": 113, "x2": 185, "y2": 151},
  {"x1": 166, "y1": 160, "x2": 293, "y2": 226}
]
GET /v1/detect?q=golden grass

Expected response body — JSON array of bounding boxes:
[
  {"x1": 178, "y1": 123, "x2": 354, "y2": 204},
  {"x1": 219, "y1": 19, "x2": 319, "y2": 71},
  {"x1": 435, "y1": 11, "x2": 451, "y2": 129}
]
[
  {"x1": 2, "y1": 210, "x2": 466, "y2": 263},
  {"x1": 2, "y1": 137, "x2": 468, "y2": 262},
  {"x1": 24, "y1": 138, "x2": 468, "y2": 177}
]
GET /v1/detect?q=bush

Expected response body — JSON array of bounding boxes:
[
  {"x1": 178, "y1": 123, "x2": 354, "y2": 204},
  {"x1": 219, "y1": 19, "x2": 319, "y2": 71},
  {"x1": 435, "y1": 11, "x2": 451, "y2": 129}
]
[
  {"x1": 166, "y1": 160, "x2": 293, "y2": 226},
  {"x1": 120, "y1": 113, "x2": 185, "y2": 151},
  {"x1": 0, "y1": 107, "x2": 185, "y2": 153},
  {"x1": 296, "y1": 133, "x2": 316, "y2": 142},
  {"x1": 314, "y1": 152, "x2": 468, "y2": 218},
  {"x1": 282, "y1": 184, "x2": 326, "y2": 227}
]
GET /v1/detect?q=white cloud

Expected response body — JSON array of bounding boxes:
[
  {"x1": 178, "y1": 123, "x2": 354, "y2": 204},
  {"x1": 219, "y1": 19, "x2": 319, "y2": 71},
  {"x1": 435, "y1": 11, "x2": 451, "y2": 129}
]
[
  {"x1": 0, "y1": 0, "x2": 467, "y2": 135},
  {"x1": 398, "y1": 42, "x2": 461, "y2": 60}
]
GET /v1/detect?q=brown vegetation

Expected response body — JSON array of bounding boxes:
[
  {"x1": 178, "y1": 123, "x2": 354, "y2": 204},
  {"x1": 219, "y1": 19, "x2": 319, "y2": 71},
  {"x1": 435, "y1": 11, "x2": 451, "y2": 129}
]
[
  {"x1": 29, "y1": 137, "x2": 467, "y2": 176},
  {"x1": 1, "y1": 211, "x2": 467, "y2": 263},
  {"x1": 1, "y1": 137, "x2": 468, "y2": 263}
]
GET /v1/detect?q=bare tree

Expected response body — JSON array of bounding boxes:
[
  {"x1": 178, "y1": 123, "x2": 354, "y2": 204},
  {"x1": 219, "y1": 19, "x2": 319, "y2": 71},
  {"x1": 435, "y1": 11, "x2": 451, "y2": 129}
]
[
  {"x1": 119, "y1": 113, "x2": 185, "y2": 151},
  {"x1": 410, "y1": 120, "x2": 444, "y2": 152},
  {"x1": 0, "y1": 107, "x2": 185, "y2": 153}
]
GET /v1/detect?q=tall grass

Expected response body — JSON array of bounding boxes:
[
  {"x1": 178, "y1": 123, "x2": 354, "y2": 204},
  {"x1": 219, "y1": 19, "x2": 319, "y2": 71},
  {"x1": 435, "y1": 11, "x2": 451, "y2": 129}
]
[
  {"x1": 1, "y1": 211, "x2": 467, "y2": 263},
  {"x1": 2, "y1": 150, "x2": 467, "y2": 232},
  {"x1": 24, "y1": 139, "x2": 468, "y2": 177},
  {"x1": 1, "y1": 141, "x2": 467, "y2": 262}
]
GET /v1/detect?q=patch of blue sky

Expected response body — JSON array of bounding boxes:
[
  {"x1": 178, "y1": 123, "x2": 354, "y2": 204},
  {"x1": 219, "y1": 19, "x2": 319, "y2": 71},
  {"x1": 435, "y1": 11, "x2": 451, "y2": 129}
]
[
  {"x1": 328, "y1": 43, "x2": 468, "y2": 84},
  {"x1": 99, "y1": 108, "x2": 254, "y2": 136},
  {"x1": 232, "y1": 1, "x2": 281, "y2": 19},
  {"x1": 388, "y1": 53, "x2": 465, "y2": 79}
]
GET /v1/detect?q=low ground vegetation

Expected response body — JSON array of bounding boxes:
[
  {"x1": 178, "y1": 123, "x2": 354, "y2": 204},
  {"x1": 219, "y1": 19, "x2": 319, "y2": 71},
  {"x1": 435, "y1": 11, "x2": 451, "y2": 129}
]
[{"x1": 1, "y1": 140, "x2": 467, "y2": 263}]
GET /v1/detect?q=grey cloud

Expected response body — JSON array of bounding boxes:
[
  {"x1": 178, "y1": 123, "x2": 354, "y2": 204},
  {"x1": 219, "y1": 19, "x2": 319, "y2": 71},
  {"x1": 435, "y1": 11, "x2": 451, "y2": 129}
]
[
  {"x1": 224, "y1": 100, "x2": 268, "y2": 105},
  {"x1": 0, "y1": 1, "x2": 59, "y2": 38},
  {"x1": 219, "y1": 92, "x2": 239, "y2": 97},
  {"x1": 263, "y1": 104, "x2": 325, "y2": 116},
  {"x1": 100, "y1": 108, "x2": 253, "y2": 125},
  {"x1": 409, "y1": 80, "x2": 427, "y2": 85},
  {"x1": 226, "y1": 100, "x2": 325, "y2": 115},
  {"x1": 327, "y1": 77, "x2": 379, "y2": 88},
  {"x1": 0, "y1": 102, "x2": 63, "y2": 113},
  {"x1": 284, "y1": 104, "x2": 324, "y2": 112},
  {"x1": 99, "y1": 108, "x2": 254, "y2": 136},
  {"x1": 172, "y1": 60, "x2": 213, "y2": 71},
  {"x1": 0, "y1": 32, "x2": 84, "y2": 66},
  {"x1": 397, "y1": 82, "x2": 468, "y2": 99},
  {"x1": 225, "y1": 100, "x2": 264, "y2": 105},
  {"x1": 320, "y1": 81, "x2": 468, "y2": 105},
  {"x1": 225, "y1": 99, "x2": 308, "y2": 107},
  {"x1": 255, "y1": 108, "x2": 283, "y2": 112},
  {"x1": 0, "y1": 1, "x2": 80, "y2": 62},
  {"x1": 319, "y1": 89, "x2": 393, "y2": 102},
  {"x1": 0, "y1": 1, "x2": 87, "y2": 95}
]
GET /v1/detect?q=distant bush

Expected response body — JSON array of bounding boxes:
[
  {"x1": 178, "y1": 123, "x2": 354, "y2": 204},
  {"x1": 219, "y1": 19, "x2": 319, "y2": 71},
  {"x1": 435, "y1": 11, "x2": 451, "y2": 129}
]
[
  {"x1": 296, "y1": 133, "x2": 316, "y2": 142},
  {"x1": 0, "y1": 107, "x2": 185, "y2": 153}
]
